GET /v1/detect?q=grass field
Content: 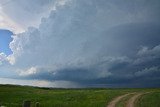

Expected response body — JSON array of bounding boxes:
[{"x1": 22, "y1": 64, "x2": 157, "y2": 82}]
[
  {"x1": 0, "y1": 85, "x2": 159, "y2": 107},
  {"x1": 137, "y1": 91, "x2": 160, "y2": 107}
]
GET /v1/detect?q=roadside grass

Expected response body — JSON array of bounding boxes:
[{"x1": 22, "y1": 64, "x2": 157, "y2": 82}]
[
  {"x1": 136, "y1": 90, "x2": 160, "y2": 107},
  {"x1": 0, "y1": 85, "x2": 128, "y2": 107},
  {"x1": 0, "y1": 85, "x2": 159, "y2": 107}
]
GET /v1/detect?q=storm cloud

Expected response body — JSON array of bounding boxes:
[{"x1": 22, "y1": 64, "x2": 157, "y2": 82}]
[{"x1": 0, "y1": 0, "x2": 160, "y2": 87}]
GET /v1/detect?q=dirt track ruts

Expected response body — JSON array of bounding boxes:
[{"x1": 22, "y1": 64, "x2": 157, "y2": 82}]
[
  {"x1": 107, "y1": 93, "x2": 132, "y2": 107},
  {"x1": 126, "y1": 93, "x2": 143, "y2": 107}
]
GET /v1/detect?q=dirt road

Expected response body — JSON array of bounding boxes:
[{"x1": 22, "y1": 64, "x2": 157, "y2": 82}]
[
  {"x1": 126, "y1": 93, "x2": 143, "y2": 107},
  {"x1": 107, "y1": 92, "x2": 144, "y2": 107},
  {"x1": 107, "y1": 93, "x2": 132, "y2": 107}
]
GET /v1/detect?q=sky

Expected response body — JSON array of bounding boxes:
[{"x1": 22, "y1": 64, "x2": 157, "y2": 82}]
[
  {"x1": 0, "y1": 29, "x2": 13, "y2": 55},
  {"x1": 0, "y1": 0, "x2": 160, "y2": 88}
]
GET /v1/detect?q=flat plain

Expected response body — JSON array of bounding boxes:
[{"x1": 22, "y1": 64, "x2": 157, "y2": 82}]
[{"x1": 0, "y1": 85, "x2": 159, "y2": 107}]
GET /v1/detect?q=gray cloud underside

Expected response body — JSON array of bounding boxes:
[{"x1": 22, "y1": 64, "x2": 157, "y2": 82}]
[
  {"x1": 5, "y1": 0, "x2": 160, "y2": 87},
  {"x1": 20, "y1": 23, "x2": 160, "y2": 87}
]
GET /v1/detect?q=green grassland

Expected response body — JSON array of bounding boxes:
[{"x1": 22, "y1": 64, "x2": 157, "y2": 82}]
[
  {"x1": 137, "y1": 91, "x2": 160, "y2": 107},
  {"x1": 0, "y1": 85, "x2": 159, "y2": 107}
]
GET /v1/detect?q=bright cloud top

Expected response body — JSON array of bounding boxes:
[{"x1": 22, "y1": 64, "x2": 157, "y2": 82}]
[{"x1": 0, "y1": 6, "x2": 24, "y2": 33}]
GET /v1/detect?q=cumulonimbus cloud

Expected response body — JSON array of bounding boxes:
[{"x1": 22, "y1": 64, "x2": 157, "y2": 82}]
[{"x1": 1, "y1": 0, "x2": 160, "y2": 87}]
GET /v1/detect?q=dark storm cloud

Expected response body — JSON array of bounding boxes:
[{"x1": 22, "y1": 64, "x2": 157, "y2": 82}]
[
  {"x1": 6, "y1": 0, "x2": 160, "y2": 87},
  {"x1": 21, "y1": 22, "x2": 160, "y2": 87}
]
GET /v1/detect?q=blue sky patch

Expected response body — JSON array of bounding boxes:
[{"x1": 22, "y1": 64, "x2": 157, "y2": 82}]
[{"x1": 0, "y1": 29, "x2": 13, "y2": 55}]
